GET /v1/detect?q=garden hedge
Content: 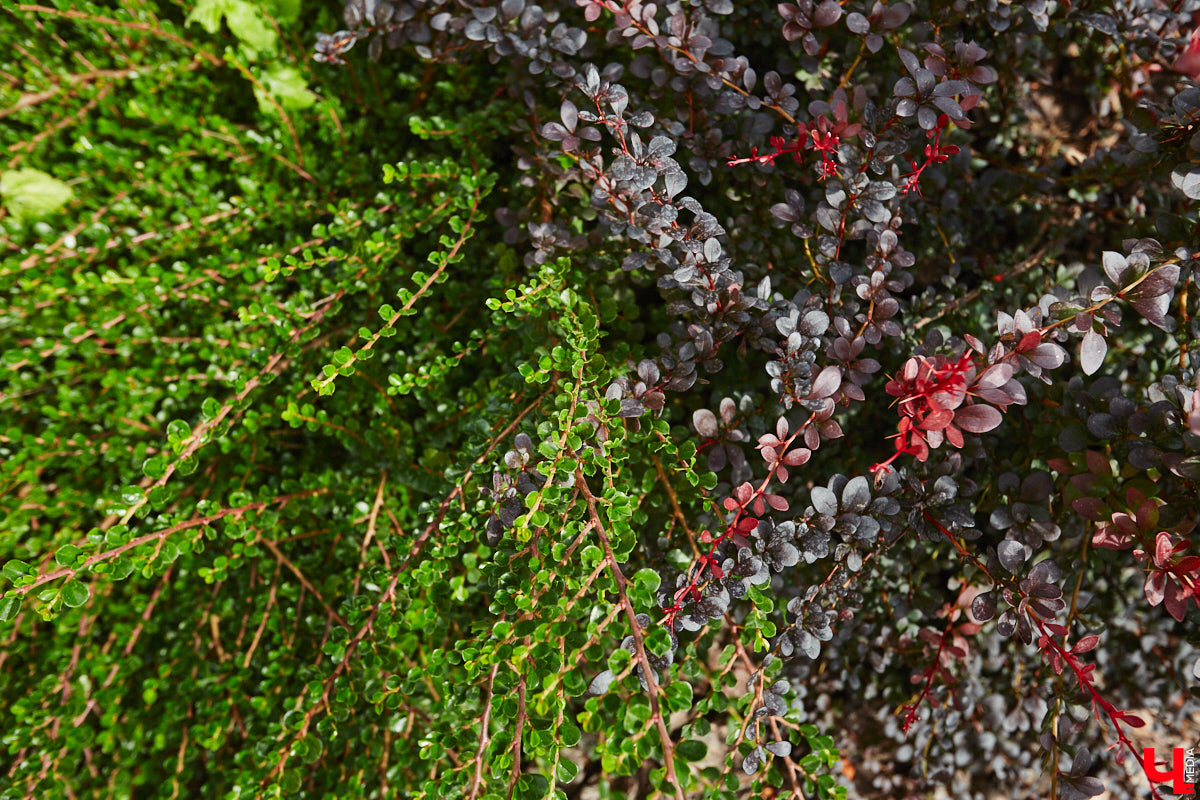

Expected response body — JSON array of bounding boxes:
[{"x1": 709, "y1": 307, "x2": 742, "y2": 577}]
[{"x1": 2, "y1": 0, "x2": 1199, "y2": 798}]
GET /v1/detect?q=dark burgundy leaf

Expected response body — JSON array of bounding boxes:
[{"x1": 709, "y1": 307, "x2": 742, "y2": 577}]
[
  {"x1": 955, "y1": 404, "x2": 1003, "y2": 433},
  {"x1": 897, "y1": 48, "x2": 921, "y2": 75},
  {"x1": 1067, "y1": 776, "x2": 1105, "y2": 797},
  {"x1": 1024, "y1": 343, "x2": 1066, "y2": 369},
  {"x1": 810, "y1": 365, "x2": 842, "y2": 398},
  {"x1": 560, "y1": 99, "x2": 578, "y2": 131},
  {"x1": 693, "y1": 408, "x2": 719, "y2": 437},
  {"x1": 1080, "y1": 13, "x2": 1118, "y2": 36},
  {"x1": 1102, "y1": 250, "x2": 1128, "y2": 284},
  {"x1": 764, "y1": 740, "x2": 792, "y2": 757},
  {"x1": 1079, "y1": 329, "x2": 1106, "y2": 376},
  {"x1": 618, "y1": 398, "x2": 644, "y2": 417},
  {"x1": 1131, "y1": 294, "x2": 1172, "y2": 330},
  {"x1": 1128, "y1": 263, "x2": 1179, "y2": 300},
  {"x1": 971, "y1": 591, "x2": 997, "y2": 622},
  {"x1": 812, "y1": 0, "x2": 842, "y2": 27},
  {"x1": 997, "y1": 540, "x2": 1027, "y2": 572},
  {"x1": 1163, "y1": 580, "x2": 1188, "y2": 621},
  {"x1": 1027, "y1": 560, "x2": 1062, "y2": 585}
]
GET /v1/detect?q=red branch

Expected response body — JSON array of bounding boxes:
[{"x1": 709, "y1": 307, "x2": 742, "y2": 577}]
[
  {"x1": 661, "y1": 415, "x2": 816, "y2": 628},
  {"x1": 921, "y1": 511, "x2": 1164, "y2": 799},
  {"x1": 899, "y1": 621, "x2": 954, "y2": 733},
  {"x1": 1028, "y1": 613, "x2": 1163, "y2": 800}
]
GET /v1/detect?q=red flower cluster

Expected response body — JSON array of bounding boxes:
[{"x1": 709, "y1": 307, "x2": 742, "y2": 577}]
[
  {"x1": 900, "y1": 113, "x2": 963, "y2": 196},
  {"x1": 871, "y1": 351, "x2": 1005, "y2": 474},
  {"x1": 1144, "y1": 532, "x2": 1198, "y2": 621},
  {"x1": 727, "y1": 100, "x2": 861, "y2": 181}
]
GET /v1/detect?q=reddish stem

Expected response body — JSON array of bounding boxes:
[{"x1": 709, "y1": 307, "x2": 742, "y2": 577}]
[
  {"x1": 1028, "y1": 613, "x2": 1164, "y2": 800},
  {"x1": 922, "y1": 511, "x2": 1164, "y2": 799},
  {"x1": 900, "y1": 621, "x2": 954, "y2": 733},
  {"x1": 661, "y1": 415, "x2": 816, "y2": 627}
]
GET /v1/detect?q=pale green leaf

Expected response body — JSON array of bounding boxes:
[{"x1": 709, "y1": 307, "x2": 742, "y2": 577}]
[
  {"x1": 184, "y1": 0, "x2": 232, "y2": 34},
  {"x1": 0, "y1": 168, "x2": 73, "y2": 223},
  {"x1": 224, "y1": 0, "x2": 277, "y2": 51},
  {"x1": 254, "y1": 66, "x2": 318, "y2": 115}
]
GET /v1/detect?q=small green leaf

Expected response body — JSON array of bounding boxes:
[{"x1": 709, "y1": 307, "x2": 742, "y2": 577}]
[
  {"x1": 555, "y1": 758, "x2": 578, "y2": 782},
  {"x1": 55, "y1": 545, "x2": 83, "y2": 566},
  {"x1": 632, "y1": 567, "x2": 661, "y2": 594},
  {"x1": 664, "y1": 680, "x2": 693, "y2": 712},
  {"x1": 562, "y1": 669, "x2": 585, "y2": 696},
  {"x1": 201, "y1": 397, "x2": 222, "y2": 421},
  {"x1": 61, "y1": 580, "x2": 90, "y2": 608},
  {"x1": 143, "y1": 456, "x2": 167, "y2": 480},
  {"x1": 607, "y1": 648, "x2": 631, "y2": 674},
  {"x1": 622, "y1": 698, "x2": 651, "y2": 731},
  {"x1": 0, "y1": 595, "x2": 21, "y2": 622},
  {"x1": 677, "y1": 739, "x2": 707, "y2": 761},
  {"x1": 2, "y1": 559, "x2": 32, "y2": 583}
]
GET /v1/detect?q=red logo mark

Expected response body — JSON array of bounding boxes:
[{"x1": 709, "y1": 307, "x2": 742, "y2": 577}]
[{"x1": 1143, "y1": 748, "x2": 1196, "y2": 795}]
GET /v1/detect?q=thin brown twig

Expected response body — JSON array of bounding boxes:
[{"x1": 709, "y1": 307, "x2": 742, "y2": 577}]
[
  {"x1": 913, "y1": 243, "x2": 1052, "y2": 330},
  {"x1": 258, "y1": 385, "x2": 552, "y2": 787},
  {"x1": 258, "y1": 537, "x2": 348, "y2": 629},
  {"x1": 575, "y1": 468, "x2": 686, "y2": 800},
  {"x1": 9, "y1": 491, "x2": 324, "y2": 597},
  {"x1": 466, "y1": 663, "x2": 500, "y2": 800},
  {"x1": 243, "y1": 563, "x2": 281, "y2": 668},
  {"x1": 505, "y1": 671, "x2": 528, "y2": 800}
]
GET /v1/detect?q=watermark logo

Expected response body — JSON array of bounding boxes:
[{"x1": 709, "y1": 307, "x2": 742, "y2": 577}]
[{"x1": 1143, "y1": 747, "x2": 1197, "y2": 795}]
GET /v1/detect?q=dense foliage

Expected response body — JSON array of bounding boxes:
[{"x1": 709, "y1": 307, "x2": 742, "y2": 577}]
[{"x1": 2, "y1": 0, "x2": 1199, "y2": 798}]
